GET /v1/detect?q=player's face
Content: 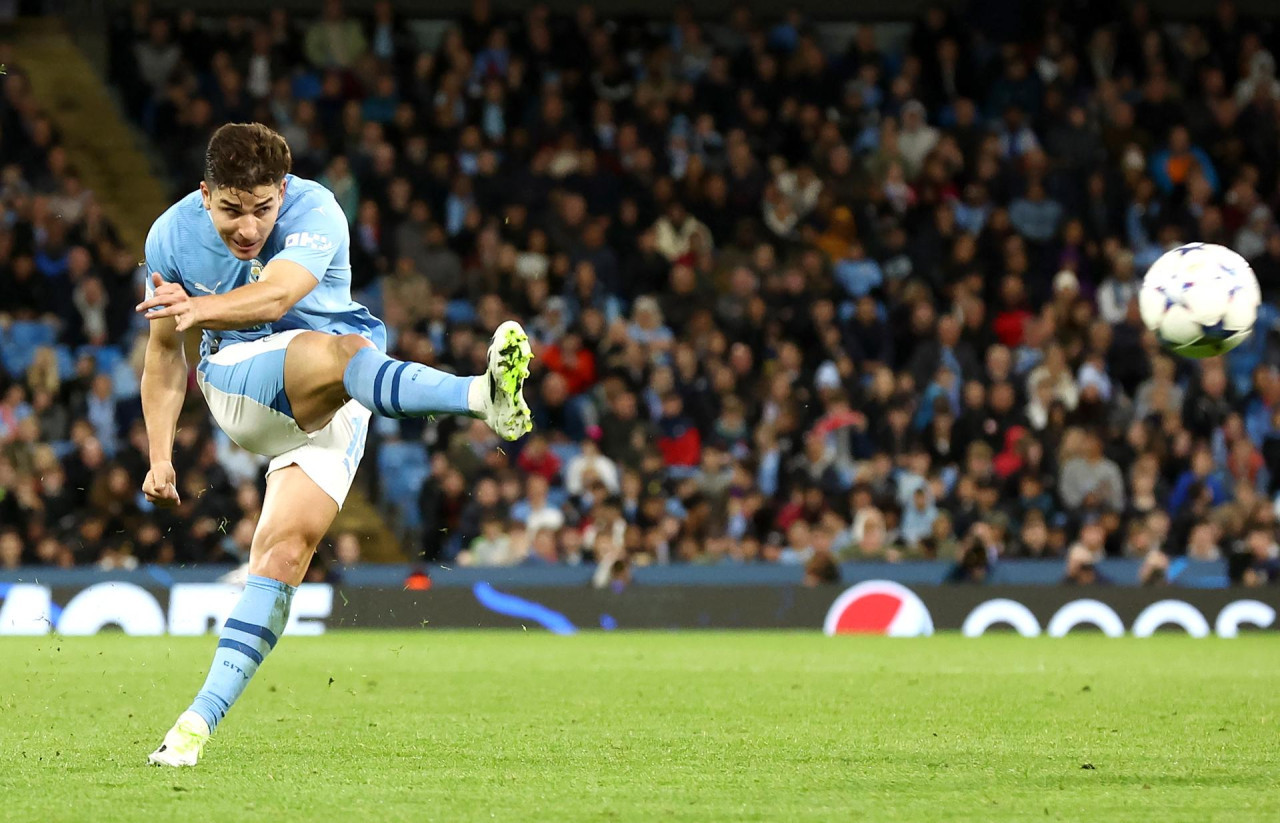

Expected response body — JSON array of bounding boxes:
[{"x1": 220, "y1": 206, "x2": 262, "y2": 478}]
[{"x1": 201, "y1": 180, "x2": 286, "y2": 260}]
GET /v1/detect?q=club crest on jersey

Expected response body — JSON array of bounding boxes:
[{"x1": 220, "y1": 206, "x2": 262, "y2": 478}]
[
  {"x1": 284, "y1": 231, "x2": 333, "y2": 252},
  {"x1": 249, "y1": 260, "x2": 263, "y2": 282}
]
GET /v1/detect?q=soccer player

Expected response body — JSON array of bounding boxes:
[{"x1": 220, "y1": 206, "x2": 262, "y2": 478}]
[{"x1": 138, "y1": 123, "x2": 532, "y2": 766}]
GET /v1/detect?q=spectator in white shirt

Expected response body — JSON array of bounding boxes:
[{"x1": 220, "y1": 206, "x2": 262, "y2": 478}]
[
  {"x1": 1097, "y1": 249, "x2": 1139, "y2": 325},
  {"x1": 565, "y1": 438, "x2": 620, "y2": 497},
  {"x1": 653, "y1": 200, "x2": 713, "y2": 261},
  {"x1": 898, "y1": 100, "x2": 940, "y2": 179},
  {"x1": 517, "y1": 474, "x2": 566, "y2": 535}
]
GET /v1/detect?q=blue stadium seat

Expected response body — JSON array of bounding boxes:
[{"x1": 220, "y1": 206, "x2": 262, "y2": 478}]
[
  {"x1": 549, "y1": 442, "x2": 581, "y2": 469},
  {"x1": 111, "y1": 358, "x2": 140, "y2": 399},
  {"x1": 1, "y1": 321, "x2": 56, "y2": 376},
  {"x1": 0, "y1": 348, "x2": 28, "y2": 378},
  {"x1": 445, "y1": 299, "x2": 476, "y2": 325},
  {"x1": 1227, "y1": 302, "x2": 1278, "y2": 396},
  {"x1": 7, "y1": 321, "x2": 56, "y2": 351},
  {"x1": 377, "y1": 441, "x2": 431, "y2": 530},
  {"x1": 78, "y1": 345, "x2": 125, "y2": 376},
  {"x1": 290, "y1": 71, "x2": 322, "y2": 102},
  {"x1": 54, "y1": 345, "x2": 77, "y2": 381},
  {"x1": 372, "y1": 415, "x2": 400, "y2": 438},
  {"x1": 49, "y1": 440, "x2": 76, "y2": 460}
]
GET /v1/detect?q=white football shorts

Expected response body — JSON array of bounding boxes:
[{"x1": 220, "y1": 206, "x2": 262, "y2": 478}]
[{"x1": 195, "y1": 329, "x2": 370, "y2": 507}]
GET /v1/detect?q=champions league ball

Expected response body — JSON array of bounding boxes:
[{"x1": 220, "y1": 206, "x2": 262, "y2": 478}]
[{"x1": 1138, "y1": 242, "x2": 1260, "y2": 359}]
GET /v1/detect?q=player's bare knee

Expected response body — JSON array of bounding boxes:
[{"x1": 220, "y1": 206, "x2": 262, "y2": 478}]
[
  {"x1": 332, "y1": 334, "x2": 374, "y2": 367},
  {"x1": 250, "y1": 533, "x2": 316, "y2": 577}
]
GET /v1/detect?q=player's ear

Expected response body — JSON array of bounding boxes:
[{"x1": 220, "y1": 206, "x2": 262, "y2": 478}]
[
  {"x1": 278, "y1": 178, "x2": 287, "y2": 201},
  {"x1": 199, "y1": 181, "x2": 212, "y2": 211}
]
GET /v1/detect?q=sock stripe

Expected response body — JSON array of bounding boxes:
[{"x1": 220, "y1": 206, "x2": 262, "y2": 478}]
[
  {"x1": 190, "y1": 578, "x2": 294, "y2": 734},
  {"x1": 224, "y1": 618, "x2": 279, "y2": 649},
  {"x1": 343, "y1": 347, "x2": 473, "y2": 419},
  {"x1": 371, "y1": 360, "x2": 393, "y2": 417},
  {"x1": 389, "y1": 362, "x2": 409, "y2": 417},
  {"x1": 217, "y1": 638, "x2": 264, "y2": 666}
]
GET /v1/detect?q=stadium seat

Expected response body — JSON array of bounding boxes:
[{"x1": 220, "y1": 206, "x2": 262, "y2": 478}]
[
  {"x1": 1, "y1": 347, "x2": 30, "y2": 378},
  {"x1": 78, "y1": 345, "x2": 125, "y2": 376},
  {"x1": 445, "y1": 299, "x2": 476, "y2": 325},
  {"x1": 1, "y1": 321, "x2": 57, "y2": 376},
  {"x1": 7, "y1": 321, "x2": 56, "y2": 351},
  {"x1": 53, "y1": 345, "x2": 77, "y2": 381},
  {"x1": 546, "y1": 487, "x2": 570, "y2": 509},
  {"x1": 111, "y1": 358, "x2": 140, "y2": 400},
  {"x1": 49, "y1": 440, "x2": 76, "y2": 460},
  {"x1": 1227, "y1": 303, "x2": 1278, "y2": 396},
  {"x1": 377, "y1": 441, "x2": 431, "y2": 531},
  {"x1": 372, "y1": 415, "x2": 400, "y2": 438},
  {"x1": 549, "y1": 442, "x2": 581, "y2": 469},
  {"x1": 290, "y1": 71, "x2": 322, "y2": 102}
]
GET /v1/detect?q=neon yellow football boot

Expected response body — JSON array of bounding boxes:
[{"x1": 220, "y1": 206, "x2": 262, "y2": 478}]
[
  {"x1": 479, "y1": 320, "x2": 534, "y2": 441},
  {"x1": 147, "y1": 711, "x2": 210, "y2": 767}
]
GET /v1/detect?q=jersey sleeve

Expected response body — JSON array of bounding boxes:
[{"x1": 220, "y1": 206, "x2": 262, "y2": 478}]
[
  {"x1": 271, "y1": 193, "x2": 349, "y2": 281},
  {"x1": 143, "y1": 219, "x2": 182, "y2": 297}
]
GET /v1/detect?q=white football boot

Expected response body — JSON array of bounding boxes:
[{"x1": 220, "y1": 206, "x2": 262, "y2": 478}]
[
  {"x1": 148, "y1": 711, "x2": 211, "y2": 767},
  {"x1": 475, "y1": 320, "x2": 534, "y2": 441}
]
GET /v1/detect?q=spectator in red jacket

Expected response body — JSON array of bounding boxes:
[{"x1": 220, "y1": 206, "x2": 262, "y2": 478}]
[
  {"x1": 656, "y1": 393, "x2": 701, "y2": 467},
  {"x1": 516, "y1": 433, "x2": 562, "y2": 483},
  {"x1": 541, "y1": 331, "x2": 597, "y2": 396}
]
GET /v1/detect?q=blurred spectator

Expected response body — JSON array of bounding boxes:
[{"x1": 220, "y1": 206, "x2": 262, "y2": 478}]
[
  {"x1": 803, "y1": 550, "x2": 842, "y2": 586},
  {"x1": 1139, "y1": 548, "x2": 1171, "y2": 586},
  {"x1": 1150, "y1": 126, "x2": 1219, "y2": 196},
  {"x1": 1063, "y1": 543, "x2": 1104, "y2": 585},
  {"x1": 1231, "y1": 525, "x2": 1280, "y2": 586},
  {"x1": 565, "y1": 438, "x2": 619, "y2": 497},
  {"x1": 305, "y1": 0, "x2": 367, "y2": 69},
  {"x1": 1059, "y1": 431, "x2": 1125, "y2": 513},
  {"x1": 948, "y1": 526, "x2": 993, "y2": 583},
  {"x1": 333, "y1": 532, "x2": 362, "y2": 567}
]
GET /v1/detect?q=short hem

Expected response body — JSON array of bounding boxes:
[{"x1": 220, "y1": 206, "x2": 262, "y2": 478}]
[{"x1": 265, "y1": 456, "x2": 349, "y2": 508}]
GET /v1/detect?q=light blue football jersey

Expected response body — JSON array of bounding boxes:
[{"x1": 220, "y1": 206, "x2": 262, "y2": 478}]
[{"x1": 144, "y1": 174, "x2": 387, "y2": 358}]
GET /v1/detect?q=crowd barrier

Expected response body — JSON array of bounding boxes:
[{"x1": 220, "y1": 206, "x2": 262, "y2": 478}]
[
  {"x1": 1, "y1": 575, "x2": 1275, "y2": 637},
  {"x1": 0, "y1": 558, "x2": 1235, "y2": 588}
]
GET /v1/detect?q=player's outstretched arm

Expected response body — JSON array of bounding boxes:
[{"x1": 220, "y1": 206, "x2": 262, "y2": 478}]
[
  {"x1": 136, "y1": 261, "x2": 318, "y2": 332},
  {"x1": 140, "y1": 312, "x2": 187, "y2": 506}
]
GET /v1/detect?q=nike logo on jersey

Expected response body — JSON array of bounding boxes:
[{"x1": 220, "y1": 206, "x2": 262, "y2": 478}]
[{"x1": 190, "y1": 280, "x2": 222, "y2": 295}]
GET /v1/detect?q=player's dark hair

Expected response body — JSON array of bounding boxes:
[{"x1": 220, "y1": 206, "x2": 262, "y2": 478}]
[{"x1": 204, "y1": 123, "x2": 292, "y2": 191}]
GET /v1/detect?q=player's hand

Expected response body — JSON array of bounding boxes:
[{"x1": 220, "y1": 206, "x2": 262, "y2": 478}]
[
  {"x1": 136, "y1": 273, "x2": 203, "y2": 332},
  {"x1": 143, "y1": 460, "x2": 181, "y2": 507}
]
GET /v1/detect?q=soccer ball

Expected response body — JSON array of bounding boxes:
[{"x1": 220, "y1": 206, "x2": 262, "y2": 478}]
[{"x1": 1138, "y1": 242, "x2": 1260, "y2": 359}]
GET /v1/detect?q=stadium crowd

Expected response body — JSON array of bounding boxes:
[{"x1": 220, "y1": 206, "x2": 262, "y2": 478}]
[{"x1": 4, "y1": 0, "x2": 1280, "y2": 587}]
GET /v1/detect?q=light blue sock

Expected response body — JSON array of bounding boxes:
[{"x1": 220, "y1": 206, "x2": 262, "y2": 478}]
[
  {"x1": 343, "y1": 347, "x2": 478, "y2": 419},
  {"x1": 188, "y1": 575, "x2": 295, "y2": 733}
]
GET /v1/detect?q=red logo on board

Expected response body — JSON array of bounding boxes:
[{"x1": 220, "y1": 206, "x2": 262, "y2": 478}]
[{"x1": 823, "y1": 581, "x2": 934, "y2": 637}]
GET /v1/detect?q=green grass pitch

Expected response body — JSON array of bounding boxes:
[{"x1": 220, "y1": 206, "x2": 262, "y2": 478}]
[{"x1": 1, "y1": 632, "x2": 1277, "y2": 822}]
